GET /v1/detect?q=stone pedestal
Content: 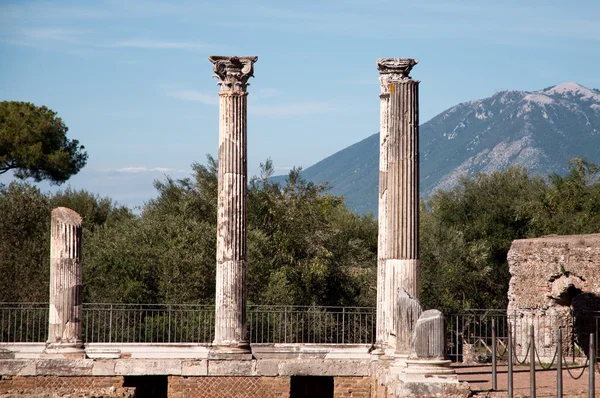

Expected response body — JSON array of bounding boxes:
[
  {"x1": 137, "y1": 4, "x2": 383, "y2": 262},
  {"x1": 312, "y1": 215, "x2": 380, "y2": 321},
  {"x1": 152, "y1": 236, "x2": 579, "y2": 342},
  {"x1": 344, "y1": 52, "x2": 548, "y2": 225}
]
[
  {"x1": 376, "y1": 58, "x2": 420, "y2": 354},
  {"x1": 46, "y1": 207, "x2": 84, "y2": 355},
  {"x1": 209, "y1": 56, "x2": 257, "y2": 351}
]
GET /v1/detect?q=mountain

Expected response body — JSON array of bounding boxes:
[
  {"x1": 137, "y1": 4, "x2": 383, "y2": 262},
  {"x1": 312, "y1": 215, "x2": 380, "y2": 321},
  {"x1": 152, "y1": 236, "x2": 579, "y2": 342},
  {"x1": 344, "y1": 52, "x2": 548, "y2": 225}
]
[{"x1": 291, "y1": 82, "x2": 600, "y2": 214}]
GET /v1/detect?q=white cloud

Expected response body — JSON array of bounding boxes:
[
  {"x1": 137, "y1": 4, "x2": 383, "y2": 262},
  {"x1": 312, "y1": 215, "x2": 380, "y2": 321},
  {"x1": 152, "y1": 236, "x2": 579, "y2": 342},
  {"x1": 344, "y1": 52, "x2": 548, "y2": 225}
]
[
  {"x1": 114, "y1": 39, "x2": 206, "y2": 50},
  {"x1": 117, "y1": 167, "x2": 147, "y2": 173},
  {"x1": 167, "y1": 90, "x2": 218, "y2": 105}
]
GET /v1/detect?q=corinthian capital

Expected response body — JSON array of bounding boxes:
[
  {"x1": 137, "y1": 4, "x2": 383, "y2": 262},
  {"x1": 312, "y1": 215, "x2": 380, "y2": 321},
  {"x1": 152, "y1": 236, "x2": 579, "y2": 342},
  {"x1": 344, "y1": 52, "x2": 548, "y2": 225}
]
[
  {"x1": 377, "y1": 58, "x2": 418, "y2": 81},
  {"x1": 209, "y1": 56, "x2": 258, "y2": 92}
]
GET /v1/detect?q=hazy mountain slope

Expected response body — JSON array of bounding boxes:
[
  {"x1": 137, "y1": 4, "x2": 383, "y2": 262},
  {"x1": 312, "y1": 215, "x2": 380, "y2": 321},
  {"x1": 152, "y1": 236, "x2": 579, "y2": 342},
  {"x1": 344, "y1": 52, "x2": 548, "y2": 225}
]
[{"x1": 285, "y1": 82, "x2": 600, "y2": 214}]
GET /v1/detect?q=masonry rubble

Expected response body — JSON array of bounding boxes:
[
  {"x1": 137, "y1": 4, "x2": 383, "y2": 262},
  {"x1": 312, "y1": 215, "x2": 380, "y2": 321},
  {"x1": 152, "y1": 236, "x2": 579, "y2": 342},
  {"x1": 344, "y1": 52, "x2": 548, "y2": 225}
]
[{"x1": 507, "y1": 233, "x2": 600, "y2": 362}]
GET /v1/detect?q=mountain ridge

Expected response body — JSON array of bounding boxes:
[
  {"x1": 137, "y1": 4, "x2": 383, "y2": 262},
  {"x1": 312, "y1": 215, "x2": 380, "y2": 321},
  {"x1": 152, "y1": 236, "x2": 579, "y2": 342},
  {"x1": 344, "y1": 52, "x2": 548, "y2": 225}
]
[{"x1": 279, "y1": 82, "x2": 600, "y2": 214}]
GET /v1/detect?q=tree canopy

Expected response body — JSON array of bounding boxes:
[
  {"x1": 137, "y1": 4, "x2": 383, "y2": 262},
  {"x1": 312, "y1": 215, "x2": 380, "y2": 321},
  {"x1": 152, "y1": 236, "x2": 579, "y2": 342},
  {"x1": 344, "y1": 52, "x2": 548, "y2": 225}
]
[
  {"x1": 0, "y1": 101, "x2": 87, "y2": 184},
  {"x1": 1, "y1": 156, "x2": 598, "y2": 313}
]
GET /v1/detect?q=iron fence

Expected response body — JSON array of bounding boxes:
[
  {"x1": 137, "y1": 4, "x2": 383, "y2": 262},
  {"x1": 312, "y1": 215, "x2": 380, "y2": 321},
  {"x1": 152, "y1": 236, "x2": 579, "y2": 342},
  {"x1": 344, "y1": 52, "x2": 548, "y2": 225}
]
[
  {"x1": 2, "y1": 302, "x2": 597, "y2": 356},
  {"x1": 0, "y1": 302, "x2": 48, "y2": 343},
  {"x1": 1, "y1": 303, "x2": 375, "y2": 344},
  {"x1": 446, "y1": 309, "x2": 600, "y2": 364},
  {"x1": 83, "y1": 303, "x2": 215, "y2": 343},
  {"x1": 248, "y1": 305, "x2": 376, "y2": 344}
]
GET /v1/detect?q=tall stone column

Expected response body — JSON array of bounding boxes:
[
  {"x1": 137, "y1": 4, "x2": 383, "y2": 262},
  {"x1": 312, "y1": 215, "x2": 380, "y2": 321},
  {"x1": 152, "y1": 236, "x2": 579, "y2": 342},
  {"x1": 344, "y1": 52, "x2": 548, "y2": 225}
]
[
  {"x1": 209, "y1": 56, "x2": 257, "y2": 350},
  {"x1": 46, "y1": 207, "x2": 83, "y2": 353},
  {"x1": 376, "y1": 58, "x2": 420, "y2": 354}
]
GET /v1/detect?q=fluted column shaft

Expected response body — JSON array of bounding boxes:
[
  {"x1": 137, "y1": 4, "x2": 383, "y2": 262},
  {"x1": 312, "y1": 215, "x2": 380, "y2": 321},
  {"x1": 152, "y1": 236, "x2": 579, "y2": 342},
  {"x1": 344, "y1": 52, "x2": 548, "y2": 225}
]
[
  {"x1": 376, "y1": 88, "x2": 390, "y2": 348},
  {"x1": 376, "y1": 58, "x2": 420, "y2": 353},
  {"x1": 47, "y1": 207, "x2": 83, "y2": 350},
  {"x1": 209, "y1": 56, "x2": 257, "y2": 348},
  {"x1": 215, "y1": 91, "x2": 248, "y2": 346}
]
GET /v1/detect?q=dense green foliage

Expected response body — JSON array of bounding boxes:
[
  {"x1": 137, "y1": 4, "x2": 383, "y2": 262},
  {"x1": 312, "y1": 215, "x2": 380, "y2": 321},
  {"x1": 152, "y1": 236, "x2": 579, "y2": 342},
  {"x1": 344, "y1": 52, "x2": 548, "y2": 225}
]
[
  {"x1": 0, "y1": 157, "x2": 377, "y2": 306},
  {"x1": 1, "y1": 157, "x2": 598, "y2": 311},
  {"x1": 0, "y1": 102, "x2": 87, "y2": 184},
  {"x1": 420, "y1": 158, "x2": 600, "y2": 312}
]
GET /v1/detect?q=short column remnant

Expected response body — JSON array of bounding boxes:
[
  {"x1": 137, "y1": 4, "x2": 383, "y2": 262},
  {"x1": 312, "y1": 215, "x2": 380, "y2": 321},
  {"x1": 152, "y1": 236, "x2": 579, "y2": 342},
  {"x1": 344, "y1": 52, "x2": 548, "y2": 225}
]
[
  {"x1": 209, "y1": 55, "x2": 257, "y2": 354},
  {"x1": 395, "y1": 289, "x2": 422, "y2": 356},
  {"x1": 46, "y1": 207, "x2": 84, "y2": 355},
  {"x1": 395, "y1": 310, "x2": 459, "y2": 397},
  {"x1": 375, "y1": 58, "x2": 420, "y2": 355}
]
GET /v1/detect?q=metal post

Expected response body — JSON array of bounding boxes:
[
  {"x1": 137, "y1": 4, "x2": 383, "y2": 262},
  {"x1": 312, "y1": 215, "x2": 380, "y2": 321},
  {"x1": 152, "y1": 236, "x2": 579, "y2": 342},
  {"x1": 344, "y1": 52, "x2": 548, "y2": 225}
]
[
  {"x1": 590, "y1": 332, "x2": 596, "y2": 398},
  {"x1": 557, "y1": 327, "x2": 563, "y2": 398},
  {"x1": 168, "y1": 305, "x2": 172, "y2": 343},
  {"x1": 508, "y1": 327, "x2": 513, "y2": 398},
  {"x1": 492, "y1": 317, "x2": 497, "y2": 390},
  {"x1": 342, "y1": 307, "x2": 345, "y2": 344},
  {"x1": 530, "y1": 324, "x2": 536, "y2": 398},
  {"x1": 109, "y1": 304, "x2": 113, "y2": 343}
]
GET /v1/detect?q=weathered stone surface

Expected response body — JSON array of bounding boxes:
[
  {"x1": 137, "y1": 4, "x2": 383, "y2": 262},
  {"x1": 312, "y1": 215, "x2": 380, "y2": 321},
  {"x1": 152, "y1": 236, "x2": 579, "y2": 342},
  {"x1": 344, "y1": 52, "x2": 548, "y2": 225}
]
[
  {"x1": 91, "y1": 359, "x2": 116, "y2": 376},
  {"x1": 181, "y1": 359, "x2": 208, "y2": 376},
  {"x1": 376, "y1": 58, "x2": 420, "y2": 353},
  {"x1": 507, "y1": 233, "x2": 600, "y2": 361},
  {"x1": 35, "y1": 359, "x2": 92, "y2": 376},
  {"x1": 47, "y1": 208, "x2": 83, "y2": 352},
  {"x1": 207, "y1": 359, "x2": 253, "y2": 376},
  {"x1": 114, "y1": 359, "x2": 181, "y2": 375},
  {"x1": 209, "y1": 55, "x2": 257, "y2": 349},
  {"x1": 411, "y1": 310, "x2": 444, "y2": 359},
  {"x1": 0, "y1": 360, "x2": 36, "y2": 376},
  {"x1": 278, "y1": 359, "x2": 370, "y2": 376},
  {"x1": 395, "y1": 289, "x2": 422, "y2": 355}
]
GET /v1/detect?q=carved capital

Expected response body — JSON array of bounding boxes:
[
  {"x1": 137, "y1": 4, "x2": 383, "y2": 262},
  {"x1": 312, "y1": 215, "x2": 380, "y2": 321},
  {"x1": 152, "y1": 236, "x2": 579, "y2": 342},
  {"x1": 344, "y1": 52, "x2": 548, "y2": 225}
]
[
  {"x1": 377, "y1": 58, "x2": 418, "y2": 90},
  {"x1": 209, "y1": 56, "x2": 258, "y2": 92}
]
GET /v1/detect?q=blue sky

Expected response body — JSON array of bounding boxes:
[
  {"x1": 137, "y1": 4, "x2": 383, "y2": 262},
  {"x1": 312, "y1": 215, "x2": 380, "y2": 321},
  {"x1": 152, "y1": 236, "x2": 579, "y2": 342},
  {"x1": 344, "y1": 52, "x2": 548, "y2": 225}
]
[{"x1": 1, "y1": 0, "x2": 599, "y2": 209}]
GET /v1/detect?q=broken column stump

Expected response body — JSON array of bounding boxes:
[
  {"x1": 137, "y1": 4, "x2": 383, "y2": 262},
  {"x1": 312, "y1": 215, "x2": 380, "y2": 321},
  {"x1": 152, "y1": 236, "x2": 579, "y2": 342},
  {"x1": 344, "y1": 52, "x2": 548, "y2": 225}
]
[{"x1": 46, "y1": 207, "x2": 84, "y2": 355}]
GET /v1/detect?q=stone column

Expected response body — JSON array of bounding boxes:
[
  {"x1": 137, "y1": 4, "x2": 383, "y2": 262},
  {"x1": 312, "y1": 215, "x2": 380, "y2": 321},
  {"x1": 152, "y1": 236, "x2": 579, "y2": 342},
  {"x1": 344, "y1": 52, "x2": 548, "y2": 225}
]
[
  {"x1": 376, "y1": 58, "x2": 420, "y2": 354},
  {"x1": 209, "y1": 56, "x2": 257, "y2": 350},
  {"x1": 46, "y1": 207, "x2": 83, "y2": 353}
]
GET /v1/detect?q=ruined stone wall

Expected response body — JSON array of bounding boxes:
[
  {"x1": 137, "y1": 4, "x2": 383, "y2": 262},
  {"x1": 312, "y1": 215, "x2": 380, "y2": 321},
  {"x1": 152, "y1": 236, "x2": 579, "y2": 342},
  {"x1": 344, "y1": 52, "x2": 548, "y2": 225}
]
[
  {"x1": 507, "y1": 233, "x2": 600, "y2": 360},
  {"x1": 0, "y1": 374, "x2": 372, "y2": 398},
  {"x1": 168, "y1": 376, "x2": 290, "y2": 398},
  {"x1": 0, "y1": 376, "x2": 131, "y2": 397}
]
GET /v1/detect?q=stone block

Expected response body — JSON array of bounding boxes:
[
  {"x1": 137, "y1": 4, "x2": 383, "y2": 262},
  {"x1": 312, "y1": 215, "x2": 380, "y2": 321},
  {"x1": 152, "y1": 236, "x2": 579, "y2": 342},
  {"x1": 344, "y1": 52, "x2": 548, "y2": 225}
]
[
  {"x1": 0, "y1": 359, "x2": 36, "y2": 376},
  {"x1": 181, "y1": 359, "x2": 208, "y2": 376},
  {"x1": 278, "y1": 359, "x2": 370, "y2": 376},
  {"x1": 254, "y1": 359, "x2": 280, "y2": 376},
  {"x1": 92, "y1": 359, "x2": 116, "y2": 375},
  {"x1": 207, "y1": 359, "x2": 253, "y2": 376},
  {"x1": 114, "y1": 359, "x2": 181, "y2": 375},
  {"x1": 35, "y1": 358, "x2": 93, "y2": 375}
]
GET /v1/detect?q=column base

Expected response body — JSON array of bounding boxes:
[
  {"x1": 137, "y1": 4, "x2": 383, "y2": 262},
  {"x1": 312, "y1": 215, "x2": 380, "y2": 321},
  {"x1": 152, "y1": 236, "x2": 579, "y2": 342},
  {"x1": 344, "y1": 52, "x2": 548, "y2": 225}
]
[
  {"x1": 392, "y1": 359, "x2": 465, "y2": 397},
  {"x1": 209, "y1": 341, "x2": 252, "y2": 360},
  {"x1": 43, "y1": 342, "x2": 85, "y2": 358}
]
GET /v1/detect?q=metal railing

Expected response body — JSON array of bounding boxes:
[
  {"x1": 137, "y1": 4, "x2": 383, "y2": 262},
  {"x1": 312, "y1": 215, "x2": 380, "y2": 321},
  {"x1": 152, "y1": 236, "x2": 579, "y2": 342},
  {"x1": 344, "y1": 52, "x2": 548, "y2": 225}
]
[
  {"x1": 446, "y1": 309, "x2": 600, "y2": 364},
  {"x1": 248, "y1": 305, "x2": 375, "y2": 344},
  {"x1": 1, "y1": 303, "x2": 375, "y2": 344},
  {"x1": 83, "y1": 303, "x2": 215, "y2": 343},
  {"x1": 0, "y1": 302, "x2": 48, "y2": 343}
]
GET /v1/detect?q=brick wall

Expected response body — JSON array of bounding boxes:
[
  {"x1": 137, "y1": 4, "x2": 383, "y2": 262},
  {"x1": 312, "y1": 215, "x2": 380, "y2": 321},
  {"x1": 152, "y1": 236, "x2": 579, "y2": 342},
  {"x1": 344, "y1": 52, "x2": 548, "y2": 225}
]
[
  {"x1": 1, "y1": 375, "x2": 372, "y2": 397},
  {"x1": 168, "y1": 376, "x2": 290, "y2": 398},
  {"x1": 0, "y1": 376, "x2": 130, "y2": 397},
  {"x1": 334, "y1": 377, "x2": 371, "y2": 398}
]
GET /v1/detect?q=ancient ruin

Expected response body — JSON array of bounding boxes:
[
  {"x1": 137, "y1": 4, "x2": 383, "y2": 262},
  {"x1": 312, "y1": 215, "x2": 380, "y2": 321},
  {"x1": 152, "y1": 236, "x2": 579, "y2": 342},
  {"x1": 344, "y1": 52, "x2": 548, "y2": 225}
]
[
  {"x1": 46, "y1": 207, "x2": 84, "y2": 354},
  {"x1": 508, "y1": 233, "x2": 600, "y2": 361},
  {"x1": 376, "y1": 58, "x2": 421, "y2": 355},
  {"x1": 209, "y1": 56, "x2": 257, "y2": 351}
]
